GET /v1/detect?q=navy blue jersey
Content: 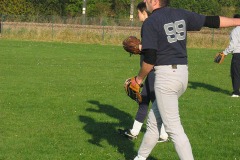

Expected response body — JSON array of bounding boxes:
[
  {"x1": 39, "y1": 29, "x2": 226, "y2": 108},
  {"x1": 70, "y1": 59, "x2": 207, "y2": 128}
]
[{"x1": 141, "y1": 7, "x2": 206, "y2": 65}]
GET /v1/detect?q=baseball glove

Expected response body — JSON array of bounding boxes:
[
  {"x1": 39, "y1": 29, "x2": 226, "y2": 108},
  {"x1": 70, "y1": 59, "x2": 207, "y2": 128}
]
[
  {"x1": 124, "y1": 77, "x2": 143, "y2": 103},
  {"x1": 214, "y1": 52, "x2": 225, "y2": 64},
  {"x1": 122, "y1": 36, "x2": 141, "y2": 55}
]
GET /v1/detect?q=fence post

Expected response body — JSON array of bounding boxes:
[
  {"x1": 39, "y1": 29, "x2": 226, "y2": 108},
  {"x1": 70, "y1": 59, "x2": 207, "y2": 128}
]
[
  {"x1": 102, "y1": 20, "x2": 105, "y2": 42},
  {"x1": 82, "y1": 0, "x2": 87, "y2": 25},
  {"x1": 52, "y1": 15, "x2": 54, "y2": 41},
  {"x1": 0, "y1": 14, "x2": 2, "y2": 35},
  {"x1": 212, "y1": 28, "x2": 215, "y2": 46}
]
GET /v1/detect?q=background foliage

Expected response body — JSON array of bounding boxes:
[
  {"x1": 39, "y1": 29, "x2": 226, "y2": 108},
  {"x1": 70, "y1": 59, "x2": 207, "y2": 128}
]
[{"x1": 0, "y1": 0, "x2": 240, "y2": 18}]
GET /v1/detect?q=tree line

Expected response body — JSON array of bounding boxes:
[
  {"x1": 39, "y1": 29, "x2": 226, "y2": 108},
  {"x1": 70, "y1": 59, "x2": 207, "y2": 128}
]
[{"x1": 0, "y1": 0, "x2": 239, "y2": 19}]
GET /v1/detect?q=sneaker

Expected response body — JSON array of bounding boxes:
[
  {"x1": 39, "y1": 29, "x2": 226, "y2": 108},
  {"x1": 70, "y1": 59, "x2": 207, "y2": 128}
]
[
  {"x1": 134, "y1": 155, "x2": 146, "y2": 160},
  {"x1": 118, "y1": 129, "x2": 137, "y2": 140},
  {"x1": 157, "y1": 138, "x2": 169, "y2": 143},
  {"x1": 231, "y1": 94, "x2": 239, "y2": 97}
]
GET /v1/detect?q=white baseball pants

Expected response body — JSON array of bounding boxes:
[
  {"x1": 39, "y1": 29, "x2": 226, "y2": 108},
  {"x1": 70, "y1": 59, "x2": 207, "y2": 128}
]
[{"x1": 136, "y1": 65, "x2": 194, "y2": 160}]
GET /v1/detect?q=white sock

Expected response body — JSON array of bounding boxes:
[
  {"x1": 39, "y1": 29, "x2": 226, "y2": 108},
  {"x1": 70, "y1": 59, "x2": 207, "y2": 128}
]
[
  {"x1": 160, "y1": 125, "x2": 169, "y2": 140},
  {"x1": 130, "y1": 120, "x2": 143, "y2": 136},
  {"x1": 134, "y1": 155, "x2": 146, "y2": 160}
]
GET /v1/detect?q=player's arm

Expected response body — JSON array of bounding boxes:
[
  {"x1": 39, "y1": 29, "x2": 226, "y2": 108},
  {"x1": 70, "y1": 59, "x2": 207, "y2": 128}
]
[
  {"x1": 139, "y1": 44, "x2": 142, "y2": 51},
  {"x1": 204, "y1": 16, "x2": 240, "y2": 28},
  {"x1": 223, "y1": 29, "x2": 238, "y2": 55},
  {"x1": 219, "y1": 16, "x2": 240, "y2": 27},
  {"x1": 135, "y1": 49, "x2": 156, "y2": 84}
]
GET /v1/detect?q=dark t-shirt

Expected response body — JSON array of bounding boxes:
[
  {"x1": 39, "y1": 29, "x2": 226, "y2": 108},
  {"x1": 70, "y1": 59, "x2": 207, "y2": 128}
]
[{"x1": 141, "y1": 7, "x2": 206, "y2": 65}]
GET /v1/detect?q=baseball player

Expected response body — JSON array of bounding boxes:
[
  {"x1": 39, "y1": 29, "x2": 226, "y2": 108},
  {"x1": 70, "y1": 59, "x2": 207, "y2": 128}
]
[
  {"x1": 221, "y1": 14, "x2": 240, "y2": 98},
  {"x1": 119, "y1": 2, "x2": 169, "y2": 143},
  {"x1": 128, "y1": 0, "x2": 240, "y2": 160}
]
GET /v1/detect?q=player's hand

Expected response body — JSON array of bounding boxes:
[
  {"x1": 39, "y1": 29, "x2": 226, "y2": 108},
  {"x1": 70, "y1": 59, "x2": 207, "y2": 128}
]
[{"x1": 124, "y1": 77, "x2": 143, "y2": 103}]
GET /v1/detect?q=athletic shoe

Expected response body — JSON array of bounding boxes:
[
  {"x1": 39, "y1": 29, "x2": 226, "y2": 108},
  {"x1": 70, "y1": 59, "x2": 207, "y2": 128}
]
[
  {"x1": 134, "y1": 155, "x2": 146, "y2": 160},
  {"x1": 118, "y1": 129, "x2": 137, "y2": 140},
  {"x1": 231, "y1": 94, "x2": 239, "y2": 97},
  {"x1": 157, "y1": 137, "x2": 169, "y2": 143}
]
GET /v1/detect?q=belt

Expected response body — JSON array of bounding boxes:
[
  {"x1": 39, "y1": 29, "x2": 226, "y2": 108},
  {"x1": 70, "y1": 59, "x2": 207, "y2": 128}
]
[
  {"x1": 156, "y1": 65, "x2": 179, "y2": 69},
  {"x1": 155, "y1": 64, "x2": 187, "y2": 70}
]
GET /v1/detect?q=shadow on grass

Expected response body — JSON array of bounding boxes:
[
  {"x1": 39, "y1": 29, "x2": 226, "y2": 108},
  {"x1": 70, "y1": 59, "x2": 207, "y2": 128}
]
[
  {"x1": 79, "y1": 100, "x2": 135, "y2": 159},
  {"x1": 188, "y1": 81, "x2": 231, "y2": 95},
  {"x1": 79, "y1": 100, "x2": 158, "y2": 160}
]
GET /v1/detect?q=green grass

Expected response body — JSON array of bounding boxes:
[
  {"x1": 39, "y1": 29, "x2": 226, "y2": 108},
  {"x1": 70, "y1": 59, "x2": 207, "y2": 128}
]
[{"x1": 0, "y1": 39, "x2": 239, "y2": 160}]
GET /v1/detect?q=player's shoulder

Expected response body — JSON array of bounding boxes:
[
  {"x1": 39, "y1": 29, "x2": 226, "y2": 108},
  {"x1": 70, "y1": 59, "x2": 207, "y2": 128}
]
[
  {"x1": 152, "y1": 7, "x2": 195, "y2": 19},
  {"x1": 143, "y1": 15, "x2": 154, "y2": 26},
  {"x1": 161, "y1": 7, "x2": 190, "y2": 14}
]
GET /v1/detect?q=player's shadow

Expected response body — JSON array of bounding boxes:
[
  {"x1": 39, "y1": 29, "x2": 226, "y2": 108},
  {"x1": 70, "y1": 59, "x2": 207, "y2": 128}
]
[
  {"x1": 188, "y1": 81, "x2": 231, "y2": 95},
  {"x1": 79, "y1": 100, "x2": 158, "y2": 160}
]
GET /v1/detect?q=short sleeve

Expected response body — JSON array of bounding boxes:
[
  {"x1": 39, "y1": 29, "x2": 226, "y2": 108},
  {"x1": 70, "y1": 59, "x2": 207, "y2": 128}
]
[
  {"x1": 141, "y1": 19, "x2": 158, "y2": 50},
  {"x1": 185, "y1": 11, "x2": 206, "y2": 31}
]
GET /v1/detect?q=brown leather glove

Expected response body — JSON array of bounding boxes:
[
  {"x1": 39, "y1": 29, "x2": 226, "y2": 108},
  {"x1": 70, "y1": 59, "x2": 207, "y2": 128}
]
[
  {"x1": 214, "y1": 52, "x2": 226, "y2": 64},
  {"x1": 122, "y1": 36, "x2": 141, "y2": 55},
  {"x1": 124, "y1": 77, "x2": 143, "y2": 103}
]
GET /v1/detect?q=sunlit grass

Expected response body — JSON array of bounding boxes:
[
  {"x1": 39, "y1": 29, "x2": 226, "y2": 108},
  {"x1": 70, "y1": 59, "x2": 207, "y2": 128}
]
[{"x1": 0, "y1": 39, "x2": 239, "y2": 160}]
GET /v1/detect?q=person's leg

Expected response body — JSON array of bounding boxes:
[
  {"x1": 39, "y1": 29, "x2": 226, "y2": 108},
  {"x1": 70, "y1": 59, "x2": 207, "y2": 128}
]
[
  {"x1": 119, "y1": 74, "x2": 151, "y2": 138},
  {"x1": 146, "y1": 71, "x2": 169, "y2": 141},
  {"x1": 159, "y1": 125, "x2": 169, "y2": 140},
  {"x1": 136, "y1": 65, "x2": 193, "y2": 160},
  {"x1": 133, "y1": 70, "x2": 168, "y2": 140},
  {"x1": 155, "y1": 65, "x2": 193, "y2": 160},
  {"x1": 131, "y1": 70, "x2": 156, "y2": 136},
  {"x1": 231, "y1": 54, "x2": 240, "y2": 95},
  {"x1": 135, "y1": 101, "x2": 162, "y2": 159}
]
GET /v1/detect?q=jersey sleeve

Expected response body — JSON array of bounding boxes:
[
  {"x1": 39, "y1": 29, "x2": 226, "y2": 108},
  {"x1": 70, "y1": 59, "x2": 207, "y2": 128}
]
[
  {"x1": 223, "y1": 28, "x2": 239, "y2": 55},
  {"x1": 184, "y1": 10, "x2": 206, "y2": 31},
  {"x1": 141, "y1": 19, "x2": 158, "y2": 51}
]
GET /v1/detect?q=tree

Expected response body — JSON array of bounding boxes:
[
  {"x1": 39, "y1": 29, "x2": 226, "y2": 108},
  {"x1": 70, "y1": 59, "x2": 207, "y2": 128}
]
[
  {"x1": 111, "y1": 0, "x2": 132, "y2": 18},
  {"x1": 85, "y1": 0, "x2": 113, "y2": 17},
  {"x1": 217, "y1": 0, "x2": 236, "y2": 7},
  {"x1": 65, "y1": 0, "x2": 82, "y2": 16},
  {"x1": 2, "y1": 0, "x2": 239, "y2": 20},
  {"x1": 193, "y1": 0, "x2": 221, "y2": 15},
  {"x1": 170, "y1": 0, "x2": 221, "y2": 15},
  {"x1": 0, "y1": 0, "x2": 34, "y2": 15}
]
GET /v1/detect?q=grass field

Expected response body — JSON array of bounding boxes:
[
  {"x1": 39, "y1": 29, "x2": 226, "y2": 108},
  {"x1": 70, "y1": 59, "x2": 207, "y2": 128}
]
[{"x1": 0, "y1": 39, "x2": 239, "y2": 160}]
